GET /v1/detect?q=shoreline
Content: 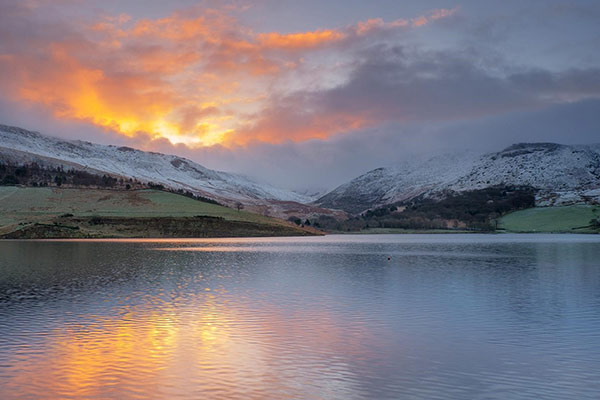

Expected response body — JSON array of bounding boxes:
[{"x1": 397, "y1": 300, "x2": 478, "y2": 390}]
[
  {"x1": 3, "y1": 230, "x2": 598, "y2": 240},
  {"x1": 0, "y1": 216, "x2": 320, "y2": 239}
]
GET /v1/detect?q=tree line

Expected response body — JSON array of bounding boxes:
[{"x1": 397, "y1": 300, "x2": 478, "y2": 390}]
[
  {"x1": 0, "y1": 162, "x2": 129, "y2": 188},
  {"x1": 0, "y1": 162, "x2": 223, "y2": 206}
]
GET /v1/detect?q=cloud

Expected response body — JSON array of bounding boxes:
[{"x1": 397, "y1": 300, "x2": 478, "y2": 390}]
[
  {"x1": 0, "y1": 1, "x2": 457, "y2": 147},
  {"x1": 355, "y1": 7, "x2": 459, "y2": 34},
  {"x1": 257, "y1": 29, "x2": 346, "y2": 49},
  {"x1": 232, "y1": 44, "x2": 600, "y2": 144},
  {"x1": 188, "y1": 99, "x2": 600, "y2": 192},
  {"x1": 2, "y1": 1, "x2": 599, "y2": 193},
  {"x1": 509, "y1": 68, "x2": 600, "y2": 101}
]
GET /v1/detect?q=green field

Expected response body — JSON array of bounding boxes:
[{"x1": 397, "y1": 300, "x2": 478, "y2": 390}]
[
  {"x1": 498, "y1": 205, "x2": 600, "y2": 233},
  {"x1": 0, "y1": 187, "x2": 313, "y2": 238}
]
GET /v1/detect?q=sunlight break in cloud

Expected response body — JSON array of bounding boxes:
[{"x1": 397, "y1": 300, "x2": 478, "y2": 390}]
[{"x1": 0, "y1": 2, "x2": 457, "y2": 148}]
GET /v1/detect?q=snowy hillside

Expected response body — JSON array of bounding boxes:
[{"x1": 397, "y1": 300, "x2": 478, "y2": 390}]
[
  {"x1": 3, "y1": 123, "x2": 598, "y2": 217},
  {"x1": 317, "y1": 143, "x2": 600, "y2": 213},
  {"x1": 0, "y1": 124, "x2": 311, "y2": 205},
  {"x1": 448, "y1": 143, "x2": 600, "y2": 206},
  {"x1": 316, "y1": 152, "x2": 480, "y2": 213}
]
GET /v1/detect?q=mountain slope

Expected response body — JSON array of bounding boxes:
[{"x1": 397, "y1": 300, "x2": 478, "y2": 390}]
[
  {"x1": 316, "y1": 152, "x2": 480, "y2": 214},
  {"x1": 448, "y1": 143, "x2": 600, "y2": 206},
  {"x1": 317, "y1": 143, "x2": 600, "y2": 214},
  {"x1": 0, "y1": 124, "x2": 311, "y2": 206}
]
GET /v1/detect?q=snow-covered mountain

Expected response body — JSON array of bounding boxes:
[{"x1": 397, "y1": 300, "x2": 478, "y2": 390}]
[
  {"x1": 0, "y1": 124, "x2": 311, "y2": 206},
  {"x1": 3, "y1": 123, "x2": 598, "y2": 218},
  {"x1": 317, "y1": 143, "x2": 600, "y2": 214}
]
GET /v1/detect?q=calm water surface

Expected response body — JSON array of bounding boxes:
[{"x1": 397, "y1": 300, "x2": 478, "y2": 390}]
[{"x1": 1, "y1": 234, "x2": 599, "y2": 399}]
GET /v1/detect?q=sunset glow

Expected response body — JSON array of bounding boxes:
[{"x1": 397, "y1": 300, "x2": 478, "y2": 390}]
[
  {"x1": 0, "y1": 3, "x2": 457, "y2": 148},
  {"x1": 2, "y1": 3, "x2": 600, "y2": 400},
  {"x1": 2, "y1": 1, "x2": 599, "y2": 190}
]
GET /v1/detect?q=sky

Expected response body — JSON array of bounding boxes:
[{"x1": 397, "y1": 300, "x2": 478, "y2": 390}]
[{"x1": 0, "y1": 0, "x2": 599, "y2": 192}]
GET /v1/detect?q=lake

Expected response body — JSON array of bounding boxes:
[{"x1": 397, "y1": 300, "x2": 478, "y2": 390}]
[{"x1": 1, "y1": 234, "x2": 599, "y2": 399}]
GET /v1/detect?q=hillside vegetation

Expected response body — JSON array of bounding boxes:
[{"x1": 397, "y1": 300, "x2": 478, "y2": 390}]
[
  {"x1": 315, "y1": 186, "x2": 536, "y2": 232},
  {"x1": 0, "y1": 187, "x2": 316, "y2": 238}
]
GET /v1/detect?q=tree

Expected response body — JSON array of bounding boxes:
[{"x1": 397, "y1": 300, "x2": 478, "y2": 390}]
[
  {"x1": 235, "y1": 202, "x2": 244, "y2": 211},
  {"x1": 1, "y1": 175, "x2": 18, "y2": 185},
  {"x1": 287, "y1": 216, "x2": 302, "y2": 225}
]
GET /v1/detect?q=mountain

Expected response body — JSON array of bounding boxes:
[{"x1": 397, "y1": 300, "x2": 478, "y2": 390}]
[
  {"x1": 0, "y1": 124, "x2": 347, "y2": 222},
  {"x1": 4, "y1": 123, "x2": 598, "y2": 221},
  {"x1": 317, "y1": 143, "x2": 600, "y2": 214}
]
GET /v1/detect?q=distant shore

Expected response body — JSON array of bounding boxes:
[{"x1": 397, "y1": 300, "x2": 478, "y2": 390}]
[
  {"x1": 1, "y1": 216, "x2": 320, "y2": 239},
  {"x1": 336, "y1": 228, "x2": 598, "y2": 235}
]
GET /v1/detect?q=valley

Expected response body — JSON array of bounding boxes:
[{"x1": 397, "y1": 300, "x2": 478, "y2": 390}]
[{"x1": 1, "y1": 124, "x2": 599, "y2": 236}]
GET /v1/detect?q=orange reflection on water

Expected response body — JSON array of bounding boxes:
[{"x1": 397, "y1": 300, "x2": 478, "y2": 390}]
[
  {"x1": 51, "y1": 310, "x2": 179, "y2": 398},
  {"x1": 154, "y1": 246, "x2": 283, "y2": 252},
  {"x1": 1, "y1": 285, "x2": 377, "y2": 399}
]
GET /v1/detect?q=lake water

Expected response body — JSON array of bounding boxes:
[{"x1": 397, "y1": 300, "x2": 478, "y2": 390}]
[{"x1": 1, "y1": 234, "x2": 599, "y2": 399}]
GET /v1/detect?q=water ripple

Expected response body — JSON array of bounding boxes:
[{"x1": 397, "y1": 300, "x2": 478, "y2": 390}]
[{"x1": 0, "y1": 234, "x2": 599, "y2": 399}]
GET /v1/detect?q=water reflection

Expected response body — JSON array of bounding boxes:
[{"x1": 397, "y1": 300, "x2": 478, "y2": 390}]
[{"x1": 0, "y1": 234, "x2": 599, "y2": 399}]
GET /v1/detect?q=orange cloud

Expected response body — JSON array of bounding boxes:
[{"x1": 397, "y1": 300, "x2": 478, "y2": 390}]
[
  {"x1": 232, "y1": 107, "x2": 373, "y2": 145},
  {"x1": 355, "y1": 8, "x2": 458, "y2": 34},
  {"x1": 17, "y1": 46, "x2": 176, "y2": 130},
  {"x1": 0, "y1": 3, "x2": 459, "y2": 148},
  {"x1": 132, "y1": 16, "x2": 212, "y2": 40},
  {"x1": 258, "y1": 29, "x2": 346, "y2": 49}
]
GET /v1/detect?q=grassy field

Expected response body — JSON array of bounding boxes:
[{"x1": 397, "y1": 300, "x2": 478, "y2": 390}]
[
  {"x1": 0, "y1": 187, "x2": 314, "y2": 238},
  {"x1": 498, "y1": 205, "x2": 600, "y2": 233}
]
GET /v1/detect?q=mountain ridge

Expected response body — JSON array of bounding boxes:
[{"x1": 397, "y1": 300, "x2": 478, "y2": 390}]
[
  {"x1": 2, "y1": 123, "x2": 599, "y2": 219},
  {"x1": 316, "y1": 142, "x2": 600, "y2": 214},
  {"x1": 0, "y1": 124, "x2": 313, "y2": 205}
]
